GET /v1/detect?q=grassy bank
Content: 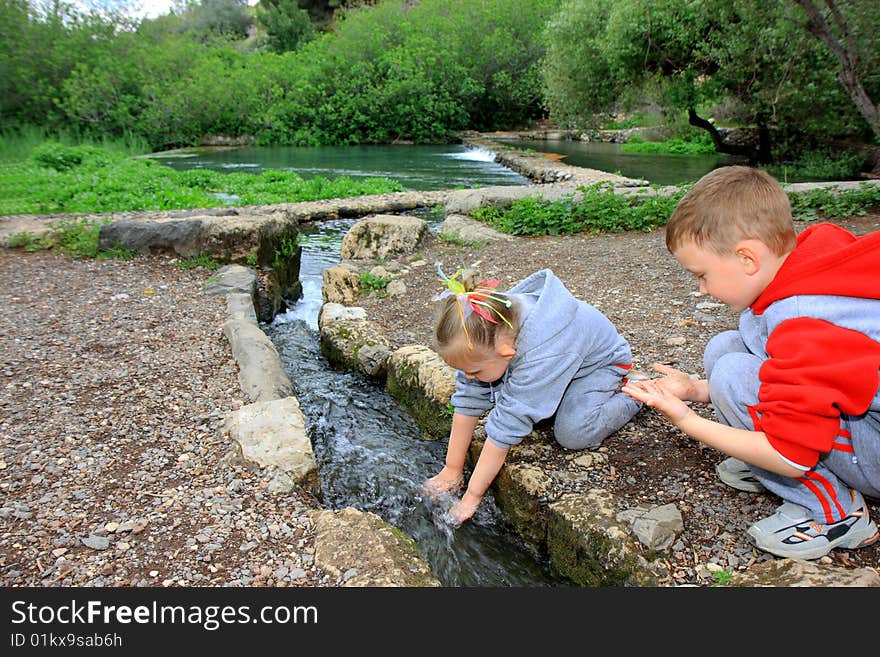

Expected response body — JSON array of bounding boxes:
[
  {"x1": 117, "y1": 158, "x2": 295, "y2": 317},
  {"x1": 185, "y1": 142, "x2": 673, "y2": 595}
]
[{"x1": 0, "y1": 141, "x2": 404, "y2": 216}]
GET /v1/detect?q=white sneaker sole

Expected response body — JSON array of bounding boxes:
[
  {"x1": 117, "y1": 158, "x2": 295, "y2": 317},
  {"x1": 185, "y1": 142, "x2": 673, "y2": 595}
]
[{"x1": 715, "y1": 458, "x2": 766, "y2": 493}]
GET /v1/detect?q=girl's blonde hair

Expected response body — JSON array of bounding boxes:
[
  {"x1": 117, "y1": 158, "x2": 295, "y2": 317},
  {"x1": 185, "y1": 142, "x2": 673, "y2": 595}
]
[
  {"x1": 665, "y1": 166, "x2": 797, "y2": 256},
  {"x1": 433, "y1": 269, "x2": 520, "y2": 358}
]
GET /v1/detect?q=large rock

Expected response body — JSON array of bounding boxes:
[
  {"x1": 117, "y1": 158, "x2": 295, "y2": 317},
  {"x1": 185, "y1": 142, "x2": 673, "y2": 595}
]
[
  {"x1": 322, "y1": 263, "x2": 362, "y2": 304},
  {"x1": 222, "y1": 397, "x2": 319, "y2": 497},
  {"x1": 489, "y1": 460, "x2": 553, "y2": 552},
  {"x1": 101, "y1": 209, "x2": 302, "y2": 321},
  {"x1": 318, "y1": 303, "x2": 393, "y2": 379},
  {"x1": 312, "y1": 507, "x2": 440, "y2": 587},
  {"x1": 441, "y1": 214, "x2": 514, "y2": 243},
  {"x1": 385, "y1": 345, "x2": 457, "y2": 441},
  {"x1": 207, "y1": 264, "x2": 295, "y2": 402},
  {"x1": 99, "y1": 207, "x2": 296, "y2": 263},
  {"x1": 547, "y1": 490, "x2": 660, "y2": 587},
  {"x1": 223, "y1": 319, "x2": 294, "y2": 402},
  {"x1": 339, "y1": 214, "x2": 427, "y2": 260},
  {"x1": 731, "y1": 558, "x2": 880, "y2": 587}
]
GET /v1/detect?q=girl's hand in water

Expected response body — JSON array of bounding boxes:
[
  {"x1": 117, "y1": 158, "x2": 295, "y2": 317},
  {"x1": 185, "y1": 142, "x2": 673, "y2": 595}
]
[
  {"x1": 446, "y1": 490, "x2": 483, "y2": 527},
  {"x1": 421, "y1": 467, "x2": 464, "y2": 499}
]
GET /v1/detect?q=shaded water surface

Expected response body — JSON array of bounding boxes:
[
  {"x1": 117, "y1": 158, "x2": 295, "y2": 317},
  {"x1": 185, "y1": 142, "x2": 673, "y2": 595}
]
[
  {"x1": 497, "y1": 138, "x2": 743, "y2": 185},
  {"x1": 158, "y1": 143, "x2": 530, "y2": 191},
  {"x1": 263, "y1": 218, "x2": 563, "y2": 586}
]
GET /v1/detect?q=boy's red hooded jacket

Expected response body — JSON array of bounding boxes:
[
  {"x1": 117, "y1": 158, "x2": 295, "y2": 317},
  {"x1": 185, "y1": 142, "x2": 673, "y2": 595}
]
[{"x1": 746, "y1": 222, "x2": 880, "y2": 468}]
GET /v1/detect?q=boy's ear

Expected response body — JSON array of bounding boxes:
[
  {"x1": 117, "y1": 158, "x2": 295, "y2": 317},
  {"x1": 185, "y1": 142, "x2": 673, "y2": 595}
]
[
  {"x1": 496, "y1": 342, "x2": 516, "y2": 359},
  {"x1": 734, "y1": 240, "x2": 762, "y2": 275}
]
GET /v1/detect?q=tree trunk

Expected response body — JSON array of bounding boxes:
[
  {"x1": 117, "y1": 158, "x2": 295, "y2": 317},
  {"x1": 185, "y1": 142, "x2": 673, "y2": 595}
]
[
  {"x1": 687, "y1": 108, "x2": 759, "y2": 161},
  {"x1": 793, "y1": 0, "x2": 880, "y2": 142}
]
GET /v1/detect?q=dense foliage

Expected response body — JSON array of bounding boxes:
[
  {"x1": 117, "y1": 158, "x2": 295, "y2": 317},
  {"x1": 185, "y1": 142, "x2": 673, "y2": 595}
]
[
  {"x1": 2, "y1": 0, "x2": 559, "y2": 148},
  {"x1": 472, "y1": 184, "x2": 687, "y2": 236},
  {"x1": 541, "y1": 0, "x2": 879, "y2": 165},
  {"x1": 1, "y1": 0, "x2": 876, "y2": 166}
]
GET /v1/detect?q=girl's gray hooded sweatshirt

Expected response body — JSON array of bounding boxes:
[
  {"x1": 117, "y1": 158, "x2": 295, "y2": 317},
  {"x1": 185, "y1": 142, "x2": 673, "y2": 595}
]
[{"x1": 451, "y1": 269, "x2": 632, "y2": 450}]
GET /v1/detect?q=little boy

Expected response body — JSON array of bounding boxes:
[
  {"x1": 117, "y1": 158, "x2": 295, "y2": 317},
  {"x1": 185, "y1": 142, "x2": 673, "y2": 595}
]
[{"x1": 623, "y1": 165, "x2": 880, "y2": 560}]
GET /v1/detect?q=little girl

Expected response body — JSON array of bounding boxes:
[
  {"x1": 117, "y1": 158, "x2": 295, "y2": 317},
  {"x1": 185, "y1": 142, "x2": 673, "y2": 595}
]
[{"x1": 423, "y1": 265, "x2": 642, "y2": 525}]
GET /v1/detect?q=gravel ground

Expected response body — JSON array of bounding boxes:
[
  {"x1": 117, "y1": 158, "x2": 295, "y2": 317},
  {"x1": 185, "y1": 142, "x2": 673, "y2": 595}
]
[
  {"x1": 357, "y1": 211, "x2": 880, "y2": 584},
  {"x1": 0, "y1": 251, "x2": 329, "y2": 588}
]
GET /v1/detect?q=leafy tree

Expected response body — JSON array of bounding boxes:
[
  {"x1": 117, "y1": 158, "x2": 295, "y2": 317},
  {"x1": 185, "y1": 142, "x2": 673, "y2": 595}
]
[
  {"x1": 541, "y1": 0, "x2": 869, "y2": 164},
  {"x1": 256, "y1": 0, "x2": 314, "y2": 52},
  {"x1": 175, "y1": 0, "x2": 252, "y2": 40},
  {"x1": 792, "y1": 0, "x2": 879, "y2": 146},
  {"x1": 0, "y1": 0, "x2": 120, "y2": 128},
  {"x1": 296, "y1": 0, "x2": 377, "y2": 30}
]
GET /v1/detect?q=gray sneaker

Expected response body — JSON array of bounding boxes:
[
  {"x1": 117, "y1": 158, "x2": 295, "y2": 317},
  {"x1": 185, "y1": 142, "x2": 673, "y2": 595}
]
[
  {"x1": 746, "y1": 489, "x2": 880, "y2": 560},
  {"x1": 715, "y1": 457, "x2": 766, "y2": 493}
]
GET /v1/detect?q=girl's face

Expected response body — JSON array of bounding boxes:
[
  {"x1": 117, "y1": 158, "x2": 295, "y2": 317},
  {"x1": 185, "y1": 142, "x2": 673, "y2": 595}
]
[{"x1": 443, "y1": 334, "x2": 516, "y2": 383}]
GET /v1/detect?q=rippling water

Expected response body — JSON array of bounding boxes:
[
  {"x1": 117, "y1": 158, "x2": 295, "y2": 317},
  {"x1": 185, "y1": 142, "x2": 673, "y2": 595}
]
[
  {"x1": 160, "y1": 144, "x2": 529, "y2": 191},
  {"x1": 263, "y1": 218, "x2": 563, "y2": 586}
]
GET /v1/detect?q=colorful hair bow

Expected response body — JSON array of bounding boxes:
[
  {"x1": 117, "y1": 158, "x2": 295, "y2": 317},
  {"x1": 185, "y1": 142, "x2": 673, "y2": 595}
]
[{"x1": 434, "y1": 263, "x2": 512, "y2": 349}]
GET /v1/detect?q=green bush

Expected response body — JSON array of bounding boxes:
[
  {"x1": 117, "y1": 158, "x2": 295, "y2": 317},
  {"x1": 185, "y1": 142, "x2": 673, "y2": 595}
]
[
  {"x1": 472, "y1": 180, "x2": 880, "y2": 235},
  {"x1": 764, "y1": 148, "x2": 867, "y2": 183},
  {"x1": 472, "y1": 183, "x2": 686, "y2": 236},
  {"x1": 622, "y1": 132, "x2": 717, "y2": 156},
  {"x1": 30, "y1": 142, "x2": 110, "y2": 171},
  {"x1": 788, "y1": 183, "x2": 880, "y2": 221}
]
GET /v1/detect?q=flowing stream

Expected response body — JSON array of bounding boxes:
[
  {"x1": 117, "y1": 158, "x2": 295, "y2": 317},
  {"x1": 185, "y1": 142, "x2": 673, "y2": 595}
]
[{"x1": 262, "y1": 216, "x2": 564, "y2": 586}]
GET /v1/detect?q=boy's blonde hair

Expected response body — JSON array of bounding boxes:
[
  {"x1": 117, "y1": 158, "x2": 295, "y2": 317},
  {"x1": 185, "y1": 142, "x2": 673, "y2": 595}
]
[
  {"x1": 433, "y1": 269, "x2": 520, "y2": 359},
  {"x1": 665, "y1": 165, "x2": 797, "y2": 256}
]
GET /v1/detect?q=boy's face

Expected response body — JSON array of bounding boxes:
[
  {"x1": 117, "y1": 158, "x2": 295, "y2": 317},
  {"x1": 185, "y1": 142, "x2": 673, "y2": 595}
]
[
  {"x1": 444, "y1": 335, "x2": 516, "y2": 383},
  {"x1": 672, "y1": 239, "x2": 766, "y2": 313}
]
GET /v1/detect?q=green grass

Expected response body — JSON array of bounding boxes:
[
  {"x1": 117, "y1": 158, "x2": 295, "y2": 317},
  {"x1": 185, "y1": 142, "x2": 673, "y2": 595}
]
[
  {"x1": 437, "y1": 232, "x2": 484, "y2": 247},
  {"x1": 711, "y1": 569, "x2": 733, "y2": 586},
  {"x1": 0, "y1": 141, "x2": 406, "y2": 215},
  {"x1": 622, "y1": 132, "x2": 717, "y2": 156},
  {"x1": 359, "y1": 271, "x2": 391, "y2": 295},
  {"x1": 176, "y1": 254, "x2": 222, "y2": 270},
  {"x1": 0, "y1": 125, "x2": 150, "y2": 164}
]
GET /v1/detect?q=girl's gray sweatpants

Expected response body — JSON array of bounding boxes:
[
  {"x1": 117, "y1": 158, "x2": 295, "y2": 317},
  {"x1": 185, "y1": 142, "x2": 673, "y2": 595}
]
[
  {"x1": 704, "y1": 330, "x2": 880, "y2": 521},
  {"x1": 552, "y1": 364, "x2": 642, "y2": 450}
]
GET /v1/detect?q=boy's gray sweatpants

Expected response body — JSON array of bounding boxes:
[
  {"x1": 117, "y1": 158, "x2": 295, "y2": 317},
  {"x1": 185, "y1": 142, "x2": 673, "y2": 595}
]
[
  {"x1": 704, "y1": 330, "x2": 880, "y2": 521},
  {"x1": 552, "y1": 364, "x2": 642, "y2": 450}
]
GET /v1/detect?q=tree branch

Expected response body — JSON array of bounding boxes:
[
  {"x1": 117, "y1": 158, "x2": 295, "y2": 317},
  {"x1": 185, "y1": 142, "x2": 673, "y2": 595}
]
[{"x1": 793, "y1": 0, "x2": 879, "y2": 140}]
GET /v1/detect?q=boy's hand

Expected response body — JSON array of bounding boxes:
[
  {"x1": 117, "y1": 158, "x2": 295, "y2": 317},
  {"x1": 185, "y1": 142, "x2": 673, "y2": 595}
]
[
  {"x1": 446, "y1": 490, "x2": 483, "y2": 527},
  {"x1": 622, "y1": 379, "x2": 692, "y2": 424},
  {"x1": 650, "y1": 363, "x2": 704, "y2": 402},
  {"x1": 421, "y1": 467, "x2": 464, "y2": 499}
]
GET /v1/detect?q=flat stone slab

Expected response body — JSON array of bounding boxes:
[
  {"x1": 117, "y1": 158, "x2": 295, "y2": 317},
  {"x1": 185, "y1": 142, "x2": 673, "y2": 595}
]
[
  {"x1": 222, "y1": 397, "x2": 318, "y2": 492},
  {"x1": 312, "y1": 507, "x2": 440, "y2": 587}
]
